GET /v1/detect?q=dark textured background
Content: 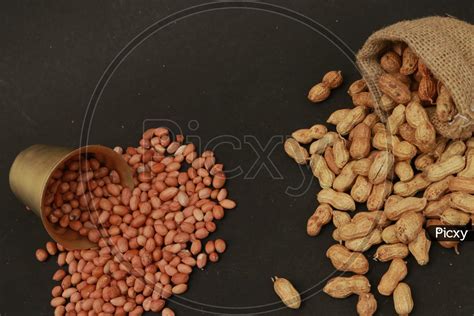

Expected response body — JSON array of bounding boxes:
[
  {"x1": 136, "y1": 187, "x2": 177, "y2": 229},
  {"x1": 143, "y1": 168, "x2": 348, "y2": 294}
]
[{"x1": 1, "y1": 1, "x2": 473, "y2": 315}]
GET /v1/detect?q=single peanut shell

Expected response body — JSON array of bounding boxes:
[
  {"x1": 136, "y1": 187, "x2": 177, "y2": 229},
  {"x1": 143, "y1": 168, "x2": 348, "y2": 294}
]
[
  {"x1": 353, "y1": 158, "x2": 373, "y2": 177},
  {"x1": 378, "y1": 258, "x2": 407, "y2": 296},
  {"x1": 393, "y1": 174, "x2": 431, "y2": 197},
  {"x1": 384, "y1": 197, "x2": 426, "y2": 220},
  {"x1": 310, "y1": 154, "x2": 335, "y2": 189},
  {"x1": 324, "y1": 147, "x2": 341, "y2": 175},
  {"x1": 405, "y1": 101, "x2": 436, "y2": 147},
  {"x1": 367, "y1": 180, "x2": 393, "y2": 211},
  {"x1": 363, "y1": 113, "x2": 380, "y2": 129},
  {"x1": 418, "y1": 76, "x2": 437, "y2": 103},
  {"x1": 353, "y1": 211, "x2": 390, "y2": 229},
  {"x1": 423, "y1": 195, "x2": 451, "y2": 218},
  {"x1": 292, "y1": 129, "x2": 314, "y2": 144},
  {"x1": 317, "y1": 188, "x2": 355, "y2": 211},
  {"x1": 378, "y1": 73, "x2": 411, "y2": 104},
  {"x1": 440, "y1": 208, "x2": 470, "y2": 225},
  {"x1": 400, "y1": 47, "x2": 418, "y2": 75},
  {"x1": 414, "y1": 153, "x2": 435, "y2": 171},
  {"x1": 408, "y1": 229, "x2": 431, "y2": 265},
  {"x1": 357, "y1": 293, "x2": 377, "y2": 316},
  {"x1": 323, "y1": 275, "x2": 371, "y2": 298},
  {"x1": 308, "y1": 82, "x2": 331, "y2": 103},
  {"x1": 337, "y1": 106, "x2": 367, "y2": 136},
  {"x1": 372, "y1": 132, "x2": 398, "y2": 151},
  {"x1": 393, "y1": 283, "x2": 414, "y2": 316},
  {"x1": 333, "y1": 137, "x2": 350, "y2": 169},
  {"x1": 380, "y1": 51, "x2": 402, "y2": 73},
  {"x1": 347, "y1": 79, "x2": 367, "y2": 96},
  {"x1": 352, "y1": 92, "x2": 375, "y2": 108},
  {"x1": 338, "y1": 217, "x2": 375, "y2": 241},
  {"x1": 424, "y1": 155, "x2": 465, "y2": 182},
  {"x1": 272, "y1": 277, "x2": 301, "y2": 309},
  {"x1": 458, "y1": 148, "x2": 474, "y2": 178},
  {"x1": 351, "y1": 175, "x2": 373, "y2": 203},
  {"x1": 382, "y1": 225, "x2": 400, "y2": 244},
  {"x1": 326, "y1": 244, "x2": 369, "y2": 274},
  {"x1": 374, "y1": 243, "x2": 409, "y2": 262},
  {"x1": 332, "y1": 211, "x2": 351, "y2": 228},
  {"x1": 333, "y1": 161, "x2": 358, "y2": 192},
  {"x1": 350, "y1": 123, "x2": 371, "y2": 159},
  {"x1": 393, "y1": 141, "x2": 417, "y2": 161},
  {"x1": 379, "y1": 94, "x2": 396, "y2": 112},
  {"x1": 309, "y1": 132, "x2": 339, "y2": 155},
  {"x1": 423, "y1": 176, "x2": 453, "y2": 201},
  {"x1": 306, "y1": 204, "x2": 333, "y2": 236},
  {"x1": 368, "y1": 151, "x2": 394, "y2": 185},
  {"x1": 284, "y1": 138, "x2": 309, "y2": 165},
  {"x1": 439, "y1": 140, "x2": 466, "y2": 162},
  {"x1": 327, "y1": 109, "x2": 351, "y2": 125},
  {"x1": 309, "y1": 124, "x2": 328, "y2": 139},
  {"x1": 449, "y1": 177, "x2": 474, "y2": 194},
  {"x1": 322, "y1": 70, "x2": 343, "y2": 89},
  {"x1": 387, "y1": 104, "x2": 406, "y2": 135},
  {"x1": 395, "y1": 211, "x2": 424, "y2": 244},
  {"x1": 395, "y1": 161, "x2": 414, "y2": 182},
  {"x1": 436, "y1": 84, "x2": 456, "y2": 122},
  {"x1": 345, "y1": 229, "x2": 382, "y2": 252}
]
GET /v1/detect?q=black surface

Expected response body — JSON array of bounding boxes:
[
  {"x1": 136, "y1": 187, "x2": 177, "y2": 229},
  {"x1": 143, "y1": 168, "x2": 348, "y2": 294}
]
[{"x1": 1, "y1": 1, "x2": 473, "y2": 315}]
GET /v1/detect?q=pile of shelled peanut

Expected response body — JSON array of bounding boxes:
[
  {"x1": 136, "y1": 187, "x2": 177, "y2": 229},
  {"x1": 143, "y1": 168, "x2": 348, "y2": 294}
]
[
  {"x1": 285, "y1": 42, "x2": 474, "y2": 315},
  {"x1": 35, "y1": 127, "x2": 236, "y2": 316}
]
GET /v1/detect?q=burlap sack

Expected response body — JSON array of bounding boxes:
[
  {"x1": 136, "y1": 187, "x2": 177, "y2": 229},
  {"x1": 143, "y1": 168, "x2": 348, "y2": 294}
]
[{"x1": 357, "y1": 16, "x2": 474, "y2": 139}]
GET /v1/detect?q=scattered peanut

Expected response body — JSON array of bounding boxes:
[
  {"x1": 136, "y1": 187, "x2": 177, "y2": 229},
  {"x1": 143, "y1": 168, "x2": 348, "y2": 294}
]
[
  {"x1": 35, "y1": 248, "x2": 48, "y2": 262},
  {"x1": 308, "y1": 70, "x2": 343, "y2": 103},
  {"x1": 337, "y1": 106, "x2": 367, "y2": 136},
  {"x1": 368, "y1": 151, "x2": 394, "y2": 185},
  {"x1": 347, "y1": 79, "x2": 367, "y2": 96},
  {"x1": 333, "y1": 161, "x2": 358, "y2": 192},
  {"x1": 384, "y1": 197, "x2": 427, "y2": 220},
  {"x1": 424, "y1": 155, "x2": 465, "y2": 182},
  {"x1": 399, "y1": 47, "x2": 418, "y2": 75},
  {"x1": 436, "y1": 83, "x2": 456, "y2": 122},
  {"x1": 441, "y1": 208, "x2": 470, "y2": 225},
  {"x1": 326, "y1": 244, "x2": 369, "y2": 274},
  {"x1": 374, "y1": 243, "x2": 409, "y2": 262},
  {"x1": 323, "y1": 275, "x2": 371, "y2": 298},
  {"x1": 307, "y1": 204, "x2": 333, "y2": 236},
  {"x1": 308, "y1": 82, "x2": 331, "y2": 103},
  {"x1": 408, "y1": 229, "x2": 431, "y2": 265},
  {"x1": 272, "y1": 277, "x2": 301, "y2": 309},
  {"x1": 378, "y1": 258, "x2": 407, "y2": 296},
  {"x1": 378, "y1": 73, "x2": 411, "y2": 104},
  {"x1": 338, "y1": 217, "x2": 375, "y2": 241},
  {"x1": 345, "y1": 229, "x2": 382, "y2": 252},
  {"x1": 287, "y1": 56, "x2": 471, "y2": 315},
  {"x1": 310, "y1": 154, "x2": 335, "y2": 189},
  {"x1": 450, "y1": 191, "x2": 474, "y2": 213},
  {"x1": 393, "y1": 283, "x2": 414, "y2": 316},
  {"x1": 317, "y1": 188, "x2": 355, "y2": 211},
  {"x1": 395, "y1": 211, "x2": 424, "y2": 244},
  {"x1": 350, "y1": 176, "x2": 373, "y2": 203},
  {"x1": 350, "y1": 123, "x2": 371, "y2": 159},
  {"x1": 322, "y1": 70, "x2": 344, "y2": 89},
  {"x1": 357, "y1": 293, "x2": 377, "y2": 316},
  {"x1": 382, "y1": 225, "x2": 400, "y2": 244},
  {"x1": 393, "y1": 173, "x2": 431, "y2": 197},
  {"x1": 284, "y1": 138, "x2": 309, "y2": 164},
  {"x1": 35, "y1": 127, "x2": 236, "y2": 315}
]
